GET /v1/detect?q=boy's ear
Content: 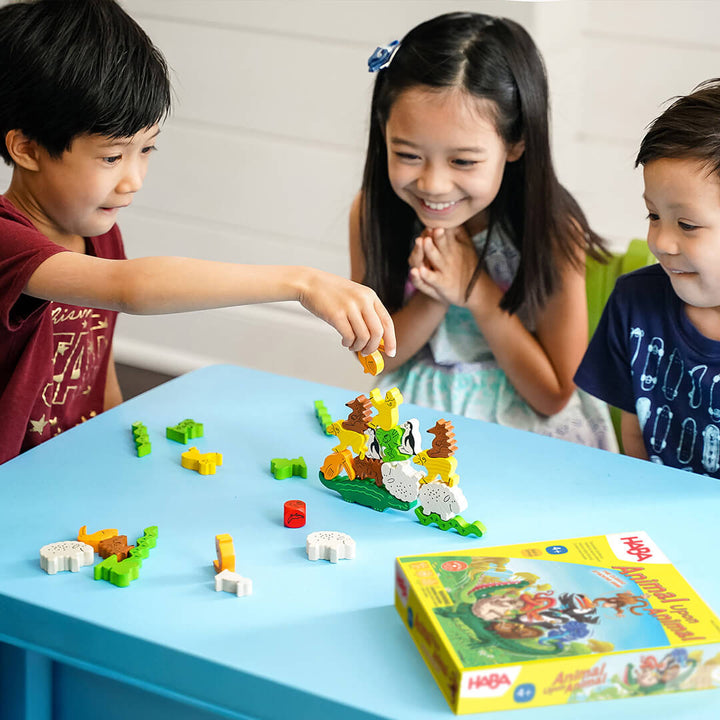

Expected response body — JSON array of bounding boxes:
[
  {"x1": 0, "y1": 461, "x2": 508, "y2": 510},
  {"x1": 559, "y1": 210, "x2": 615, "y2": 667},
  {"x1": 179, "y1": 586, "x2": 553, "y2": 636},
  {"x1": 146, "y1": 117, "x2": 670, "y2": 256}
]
[
  {"x1": 507, "y1": 139, "x2": 525, "y2": 163},
  {"x1": 4, "y1": 130, "x2": 43, "y2": 171}
]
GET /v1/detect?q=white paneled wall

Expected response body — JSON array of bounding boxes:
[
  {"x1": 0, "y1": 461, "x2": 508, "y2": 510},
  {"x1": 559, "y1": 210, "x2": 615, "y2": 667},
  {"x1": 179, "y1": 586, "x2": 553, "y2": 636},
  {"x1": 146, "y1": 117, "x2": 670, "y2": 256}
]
[{"x1": 1, "y1": 1, "x2": 718, "y2": 390}]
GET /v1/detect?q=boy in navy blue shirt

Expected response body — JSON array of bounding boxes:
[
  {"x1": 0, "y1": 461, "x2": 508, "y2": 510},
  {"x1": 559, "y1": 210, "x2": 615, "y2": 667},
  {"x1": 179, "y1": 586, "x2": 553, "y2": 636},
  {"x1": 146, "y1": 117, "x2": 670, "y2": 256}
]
[{"x1": 576, "y1": 79, "x2": 720, "y2": 475}]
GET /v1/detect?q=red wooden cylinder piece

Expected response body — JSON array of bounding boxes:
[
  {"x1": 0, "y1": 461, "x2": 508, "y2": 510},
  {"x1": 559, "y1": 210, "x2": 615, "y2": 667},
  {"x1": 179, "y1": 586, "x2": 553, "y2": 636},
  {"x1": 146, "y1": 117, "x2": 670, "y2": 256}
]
[{"x1": 284, "y1": 500, "x2": 306, "y2": 528}]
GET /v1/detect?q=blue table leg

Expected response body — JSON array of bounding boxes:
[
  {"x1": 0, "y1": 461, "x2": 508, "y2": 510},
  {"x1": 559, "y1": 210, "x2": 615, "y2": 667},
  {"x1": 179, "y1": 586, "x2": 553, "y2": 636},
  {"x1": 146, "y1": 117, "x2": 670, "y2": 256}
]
[{"x1": 0, "y1": 641, "x2": 52, "y2": 720}]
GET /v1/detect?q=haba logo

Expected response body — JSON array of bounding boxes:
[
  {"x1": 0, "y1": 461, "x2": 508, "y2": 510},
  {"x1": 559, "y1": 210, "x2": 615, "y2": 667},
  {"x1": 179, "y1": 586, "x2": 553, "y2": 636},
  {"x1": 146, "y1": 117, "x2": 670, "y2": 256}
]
[
  {"x1": 622, "y1": 536, "x2": 653, "y2": 561},
  {"x1": 461, "y1": 666, "x2": 522, "y2": 699},
  {"x1": 607, "y1": 531, "x2": 669, "y2": 565}
]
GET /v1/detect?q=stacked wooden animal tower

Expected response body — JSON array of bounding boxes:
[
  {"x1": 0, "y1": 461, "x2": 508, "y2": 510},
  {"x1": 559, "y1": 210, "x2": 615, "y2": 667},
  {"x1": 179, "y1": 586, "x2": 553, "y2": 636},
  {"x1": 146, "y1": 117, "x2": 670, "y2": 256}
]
[{"x1": 319, "y1": 387, "x2": 485, "y2": 536}]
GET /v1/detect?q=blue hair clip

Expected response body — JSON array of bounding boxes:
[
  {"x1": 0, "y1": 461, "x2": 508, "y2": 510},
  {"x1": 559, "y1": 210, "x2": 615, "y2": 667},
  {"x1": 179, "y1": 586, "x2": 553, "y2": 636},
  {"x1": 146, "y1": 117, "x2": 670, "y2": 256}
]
[{"x1": 367, "y1": 40, "x2": 400, "y2": 73}]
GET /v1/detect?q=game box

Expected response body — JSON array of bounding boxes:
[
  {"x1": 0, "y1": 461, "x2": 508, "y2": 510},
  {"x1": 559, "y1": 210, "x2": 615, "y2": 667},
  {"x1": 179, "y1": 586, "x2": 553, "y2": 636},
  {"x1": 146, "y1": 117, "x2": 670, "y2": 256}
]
[{"x1": 394, "y1": 531, "x2": 720, "y2": 713}]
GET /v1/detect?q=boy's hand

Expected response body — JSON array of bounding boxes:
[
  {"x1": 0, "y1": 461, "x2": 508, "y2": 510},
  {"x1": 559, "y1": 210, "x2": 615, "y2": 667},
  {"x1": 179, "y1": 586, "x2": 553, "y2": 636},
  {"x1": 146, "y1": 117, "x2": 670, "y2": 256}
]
[
  {"x1": 408, "y1": 226, "x2": 479, "y2": 307},
  {"x1": 296, "y1": 269, "x2": 396, "y2": 357}
]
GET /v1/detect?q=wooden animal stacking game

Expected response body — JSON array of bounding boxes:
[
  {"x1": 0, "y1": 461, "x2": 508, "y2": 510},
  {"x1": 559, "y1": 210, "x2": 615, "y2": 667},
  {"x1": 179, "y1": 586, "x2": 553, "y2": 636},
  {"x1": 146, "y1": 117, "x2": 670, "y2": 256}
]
[{"x1": 320, "y1": 388, "x2": 485, "y2": 536}]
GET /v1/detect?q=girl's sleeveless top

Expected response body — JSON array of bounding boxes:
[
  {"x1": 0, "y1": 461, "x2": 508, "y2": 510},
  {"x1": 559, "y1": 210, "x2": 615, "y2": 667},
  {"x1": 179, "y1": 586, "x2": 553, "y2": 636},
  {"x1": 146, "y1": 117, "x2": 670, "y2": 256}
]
[{"x1": 379, "y1": 227, "x2": 618, "y2": 451}]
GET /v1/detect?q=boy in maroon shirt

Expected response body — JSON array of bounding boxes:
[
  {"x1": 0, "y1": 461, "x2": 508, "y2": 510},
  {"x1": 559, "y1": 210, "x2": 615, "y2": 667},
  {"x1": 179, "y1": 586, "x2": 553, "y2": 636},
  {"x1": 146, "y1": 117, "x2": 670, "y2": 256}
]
[{"x1": 0, "y1": 0, "x2": 395, "y2": 464}]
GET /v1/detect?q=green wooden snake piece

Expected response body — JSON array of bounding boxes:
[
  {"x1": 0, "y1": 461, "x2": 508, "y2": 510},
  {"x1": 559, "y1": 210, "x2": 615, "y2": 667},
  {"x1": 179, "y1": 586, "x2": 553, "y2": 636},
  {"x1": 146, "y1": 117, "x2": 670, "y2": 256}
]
[{"x1": 414, "y1": 507, "x2": 486, "y2": 537}]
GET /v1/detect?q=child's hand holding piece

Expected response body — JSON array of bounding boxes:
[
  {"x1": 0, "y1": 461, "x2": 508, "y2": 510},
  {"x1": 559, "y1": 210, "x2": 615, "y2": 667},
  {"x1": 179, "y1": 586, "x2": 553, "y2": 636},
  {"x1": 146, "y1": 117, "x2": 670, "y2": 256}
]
[{"x1": 296, "y1": 267, "x2": 396, "y2": 357}]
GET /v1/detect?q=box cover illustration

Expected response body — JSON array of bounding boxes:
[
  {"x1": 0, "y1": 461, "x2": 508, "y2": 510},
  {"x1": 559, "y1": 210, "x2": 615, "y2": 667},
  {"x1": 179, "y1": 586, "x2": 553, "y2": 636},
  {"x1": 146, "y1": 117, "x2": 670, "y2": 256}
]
[{"x1": 394, "y1": 531, "x2": 720, "y2": 713}]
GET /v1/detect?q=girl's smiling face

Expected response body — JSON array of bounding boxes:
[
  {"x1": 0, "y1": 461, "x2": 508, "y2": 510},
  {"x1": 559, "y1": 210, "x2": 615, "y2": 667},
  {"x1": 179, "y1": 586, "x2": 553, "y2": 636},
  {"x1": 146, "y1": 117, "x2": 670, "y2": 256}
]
[
  {"x1": 385, "y1": 86, "x2": 523, "y2": 232},
  {"x1": 644, "y1": 157, "x2": 720, "y2": 336}
]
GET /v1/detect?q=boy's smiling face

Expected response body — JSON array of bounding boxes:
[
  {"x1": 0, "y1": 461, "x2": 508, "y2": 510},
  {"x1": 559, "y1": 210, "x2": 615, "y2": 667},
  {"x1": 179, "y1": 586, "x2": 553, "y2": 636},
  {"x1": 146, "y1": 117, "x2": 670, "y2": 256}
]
[
  {"x1": 19, "y1": 125, "x2": 159, "y2": 246},
  {"x1": 644, "y1": 157, "x2": 720, "y2": 337}
]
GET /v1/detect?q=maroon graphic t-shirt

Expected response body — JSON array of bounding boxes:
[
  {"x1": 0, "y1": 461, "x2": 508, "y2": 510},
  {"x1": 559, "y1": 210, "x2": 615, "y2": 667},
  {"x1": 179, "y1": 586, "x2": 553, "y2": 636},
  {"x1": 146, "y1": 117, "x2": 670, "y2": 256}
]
[{"x1": 0, "y1": 196, "x2": 125, "y2": 464}]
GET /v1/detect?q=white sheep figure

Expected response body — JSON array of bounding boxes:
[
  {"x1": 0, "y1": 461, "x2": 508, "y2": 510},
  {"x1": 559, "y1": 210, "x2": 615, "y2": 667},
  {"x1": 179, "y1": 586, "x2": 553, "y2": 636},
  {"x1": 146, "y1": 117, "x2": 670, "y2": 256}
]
[
  {"x1": 382, "y1": 459, "x2": 423, "y2": 502},
  {"x1": 306, "y1": 531, "x2": 356, "y2": 563},
  {"x1": 418, "y1": 481, "x2": 468, "y2": 521},
  {"x1": 40, "y1": 541, "x2": 94, "y2": 574}
]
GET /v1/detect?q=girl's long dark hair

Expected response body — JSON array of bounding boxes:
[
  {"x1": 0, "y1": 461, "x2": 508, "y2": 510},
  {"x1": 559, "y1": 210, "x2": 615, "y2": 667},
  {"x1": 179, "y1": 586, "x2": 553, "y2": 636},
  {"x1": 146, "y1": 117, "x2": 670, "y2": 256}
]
[{"x1": 360, "y1": 12, "x2": 606, "y2": 314}]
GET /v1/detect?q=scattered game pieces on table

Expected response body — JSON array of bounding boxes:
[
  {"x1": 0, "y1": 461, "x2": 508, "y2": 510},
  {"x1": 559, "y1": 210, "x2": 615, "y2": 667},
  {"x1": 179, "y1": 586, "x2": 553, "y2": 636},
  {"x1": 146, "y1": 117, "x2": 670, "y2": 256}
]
[
  {"x1": 40, "y1": 541, "x2": 94, "y2": 574},
  {"x1": 215, "y1": 568, "x2": 252, "y2": 597},
  {"x1": 166, "y1": 418, "x2": 204, "y2": 444},
  {"x1": 306, "y1": 531, "x2": 356, "y2": 563},
  {"x1": 98, "y1": 534, "x2": 132, "y2": 561},
  {"x1": 181, "y1": 446, "x2": 223, "y2": 475},
  {"x1": 93, "y1": 526, "x2": 158, "y2": 587},
  {"x1": 284, "y1": 500, "x2": 306, "y2": 528},
  {"x1": 214, "y1": 533, "x2": 236, "y2": 573},
  {"x1": 270, "y1": 457, "x2": 307, "y2": 480},
  {"x1": 78, "y1": 524, "x2": 118, "y2": 551},
  {"x1": 40, "y1": 526, "x2": 158, "y2": 587},
  {"x1": 131, "y1": 421, "x2": 151, "y2": 457}
]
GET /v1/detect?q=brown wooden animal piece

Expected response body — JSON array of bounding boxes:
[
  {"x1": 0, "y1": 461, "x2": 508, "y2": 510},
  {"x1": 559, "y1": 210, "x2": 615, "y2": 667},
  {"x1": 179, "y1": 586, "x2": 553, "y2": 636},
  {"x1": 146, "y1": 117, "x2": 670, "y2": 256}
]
[
  {"x1": 426, "y1": 419, "x2": 457, "y2": 458},
  {"x1": 98, "y1": 535, "x2": 133, "y2": 561},
  {"x1": 342, "y1": 395, "x2": 373, "y2": 434},
  {"x1": 353, "y1": 457, "x2": 383, "y2": 486}
]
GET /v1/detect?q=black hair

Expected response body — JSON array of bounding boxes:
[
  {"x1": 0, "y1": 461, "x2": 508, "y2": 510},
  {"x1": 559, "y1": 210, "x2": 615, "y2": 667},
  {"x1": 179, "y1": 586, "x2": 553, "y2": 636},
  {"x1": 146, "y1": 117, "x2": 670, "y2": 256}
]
[
  {"x1": 360, "y1": 12, "x2": 606, "y2": 315},
  {"x1": 636, "y1": 78, "x2": 720, "y2": 175},
  {"x1": 0, "y1": 0, "x2": 171, "y2": 165}
]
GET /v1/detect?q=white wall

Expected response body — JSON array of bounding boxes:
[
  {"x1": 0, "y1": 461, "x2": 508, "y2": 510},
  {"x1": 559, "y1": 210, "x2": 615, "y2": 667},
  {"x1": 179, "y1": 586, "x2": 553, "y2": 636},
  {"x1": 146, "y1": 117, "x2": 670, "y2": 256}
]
[{"x1": 1, "y1": 0, "x2": 719, "y2": 391}]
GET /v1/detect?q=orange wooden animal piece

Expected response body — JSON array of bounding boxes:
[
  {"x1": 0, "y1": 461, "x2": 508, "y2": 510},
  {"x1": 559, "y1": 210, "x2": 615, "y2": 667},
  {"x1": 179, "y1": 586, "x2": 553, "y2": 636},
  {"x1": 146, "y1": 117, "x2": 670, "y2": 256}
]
[{"x1": 214, "y1": 533, "x2": 235, "y2": 573}]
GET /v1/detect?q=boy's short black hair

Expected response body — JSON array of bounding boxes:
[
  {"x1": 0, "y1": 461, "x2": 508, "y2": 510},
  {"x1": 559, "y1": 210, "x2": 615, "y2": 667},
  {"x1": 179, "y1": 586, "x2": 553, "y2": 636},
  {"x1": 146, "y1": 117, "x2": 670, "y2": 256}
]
[
  {"x1": 636, "y1": 78, "x2": 720, "y2": 176},
  {"x1": 0, "y1": 0, "x2": 171, "y2": 165}
]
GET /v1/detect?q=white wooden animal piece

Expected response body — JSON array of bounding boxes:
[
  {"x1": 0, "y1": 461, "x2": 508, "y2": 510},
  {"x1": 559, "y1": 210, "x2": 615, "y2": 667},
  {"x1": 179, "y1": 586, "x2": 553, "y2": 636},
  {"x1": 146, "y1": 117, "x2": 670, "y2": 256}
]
[
  {"x1": 40, "y1": 541, "x2": 94, "y2": 574},
  {"x1": 306, "y1": 531, "x2": 356, "y2": 563},
  {"x1": 215, "y1": 569, "x2": 253, "y2": 597},
  {"x1": 381, "y1": 460, "x2": 423, "y2": 502},
  {"x1": 418, "y1": 482, "x2": 468, "y2": 521}
]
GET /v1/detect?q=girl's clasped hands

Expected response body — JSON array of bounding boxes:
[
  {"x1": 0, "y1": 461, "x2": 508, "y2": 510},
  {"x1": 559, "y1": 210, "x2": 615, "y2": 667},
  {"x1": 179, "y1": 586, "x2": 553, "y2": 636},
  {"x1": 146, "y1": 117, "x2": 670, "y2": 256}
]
[{"x1": 408, "y1": 226, "x2": 481, "y2": 309}]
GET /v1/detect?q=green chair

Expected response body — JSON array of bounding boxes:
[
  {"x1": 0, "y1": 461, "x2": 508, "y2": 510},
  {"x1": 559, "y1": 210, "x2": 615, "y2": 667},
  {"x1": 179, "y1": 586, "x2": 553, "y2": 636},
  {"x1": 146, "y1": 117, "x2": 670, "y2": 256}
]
[{"x1": 585, "y1": 238, "x2": 656, "y2": 448}]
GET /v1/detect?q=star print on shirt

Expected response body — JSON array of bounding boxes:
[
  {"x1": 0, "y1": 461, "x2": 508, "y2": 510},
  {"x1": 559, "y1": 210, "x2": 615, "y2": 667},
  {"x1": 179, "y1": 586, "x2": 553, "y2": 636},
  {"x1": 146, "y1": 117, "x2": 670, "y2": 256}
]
[{"x1": 29, "y1": 415, "x2": 49, "y2": 434}]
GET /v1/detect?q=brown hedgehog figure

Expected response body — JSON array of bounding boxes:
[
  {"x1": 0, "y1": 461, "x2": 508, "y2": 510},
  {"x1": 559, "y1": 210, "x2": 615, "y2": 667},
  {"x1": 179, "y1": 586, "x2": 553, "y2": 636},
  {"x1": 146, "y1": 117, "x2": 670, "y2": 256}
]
[
  {"x1": 426, "y1": 419, "x2": 457, "y2": 458},
  {"x1": 342, "y1": 395, "x2": 373, "y2": 434}
]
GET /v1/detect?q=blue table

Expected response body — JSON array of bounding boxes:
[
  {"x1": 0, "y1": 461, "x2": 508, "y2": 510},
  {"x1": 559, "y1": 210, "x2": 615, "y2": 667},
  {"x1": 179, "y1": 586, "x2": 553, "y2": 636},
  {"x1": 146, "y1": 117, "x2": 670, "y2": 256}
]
[{"x1": 1, "y1": 365, "x2": 718, "y2": 720}]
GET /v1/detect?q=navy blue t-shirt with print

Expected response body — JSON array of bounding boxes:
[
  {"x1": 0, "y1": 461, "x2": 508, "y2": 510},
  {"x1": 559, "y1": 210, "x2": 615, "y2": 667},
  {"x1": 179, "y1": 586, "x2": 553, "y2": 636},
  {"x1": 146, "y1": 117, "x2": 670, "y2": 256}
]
[{"x1": 575, "y1": 264, "x2": 720, "y2": 475}]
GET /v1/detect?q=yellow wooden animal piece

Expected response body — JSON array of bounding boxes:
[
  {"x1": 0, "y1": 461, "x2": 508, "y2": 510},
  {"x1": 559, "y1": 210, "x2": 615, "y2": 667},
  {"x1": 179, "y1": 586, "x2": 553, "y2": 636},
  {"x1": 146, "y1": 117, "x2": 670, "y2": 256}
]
[
  {"x1": 78, "y1": 525, "x2": 119, "y2": 552},
  {"x1": 181, "y1": 446, "x2": 223, "y2": 475},
  {"x1": 214, "y1": 533, "x2": 235, "y2": 573},
  {"x1": 412, "y1": 451, "x2": 459, "y2": 487},
  {"x1": 369, "y1": 387, "x2": 403, "y2": 431},
  {"x1": 357, "y1": 339, "x2": 386, "y2": 376},
  {"x1": 326, "y1": 421, "x2": 368, "y2": 459}
]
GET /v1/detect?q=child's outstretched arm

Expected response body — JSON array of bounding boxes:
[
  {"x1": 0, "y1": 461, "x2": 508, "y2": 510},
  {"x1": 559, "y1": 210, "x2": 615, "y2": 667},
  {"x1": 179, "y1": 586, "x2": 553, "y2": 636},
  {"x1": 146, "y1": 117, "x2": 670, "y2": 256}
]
[
  {"x1": 620, "y1": 411, "x2": 648, "y2": 460},
  {"x1": 25, "y1": 252, "x2": 396, "y2": 358},
  {"x1": 349, "y1": 194, "x2": 446, "y2": 372},
  {"x1": 412, "y1": 226, "x2": 587, "y2": 417},
  {"x1": 103, "y1": 348, "x2": 123, "y2": 410}
]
